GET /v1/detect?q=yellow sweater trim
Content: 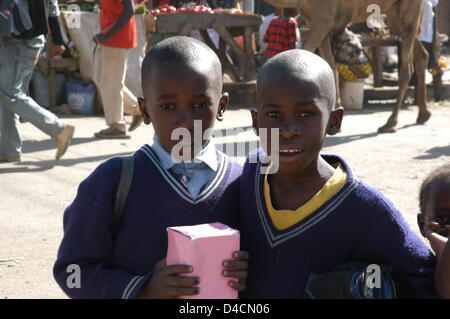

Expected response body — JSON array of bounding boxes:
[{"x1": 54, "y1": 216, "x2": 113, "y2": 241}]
[{"x1": 264, "y1": 163, "x2": 347, "y2": 230}]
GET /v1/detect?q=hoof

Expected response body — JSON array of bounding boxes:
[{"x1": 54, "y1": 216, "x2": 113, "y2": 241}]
[
  {"x1": 378, "y1": 124, "x2": 397, "y2": 133},
  {"x1": 417, "y1": 110, "x2": 431, "y2": 125}
]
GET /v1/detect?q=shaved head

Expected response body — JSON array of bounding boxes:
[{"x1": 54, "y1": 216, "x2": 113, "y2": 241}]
[
  {"x1": 257, "y1": 49, "x2": 336, "y2": 109},
  {"x1": 141, "y1": 36, "x2": 223, "y2": 93}
]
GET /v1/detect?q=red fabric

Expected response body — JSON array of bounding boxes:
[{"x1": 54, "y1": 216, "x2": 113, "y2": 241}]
[
  {"x1": 263, "y1": 17, "x2": 299, "y2": 58},
  {"x1": 100, "y1": 0, "x2": 137, "y2": 48}
]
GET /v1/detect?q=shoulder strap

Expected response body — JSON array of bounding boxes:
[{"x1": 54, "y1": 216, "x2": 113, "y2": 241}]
[{"x1": 111, "y1": 154, "x2": 135, "y2": 239}]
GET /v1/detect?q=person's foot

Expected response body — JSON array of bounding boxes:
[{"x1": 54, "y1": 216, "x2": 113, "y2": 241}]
[
  {"x1": 94, "y1": 125, "x2": 130, "y2": 139},
  {"x1": 129, "y1": 115, "x2": 143, "y2": 132},
  {"x1": 0, "y1": 154, "x2": 21, "y2": 162},
  {"x1": 55, "y1": 124, "x2": 75, "y2": 160}
]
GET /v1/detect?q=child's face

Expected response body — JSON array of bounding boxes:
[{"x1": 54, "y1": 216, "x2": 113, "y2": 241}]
[
  {"x1": 419, "y1": 187, "x2": 450, "y2": 237},
  {"x1": 253, "y1": 75, "x2": 343, "y2": 174},
  {"x1": 140, "y1": 63, "x2": 227, "y2": 160}
]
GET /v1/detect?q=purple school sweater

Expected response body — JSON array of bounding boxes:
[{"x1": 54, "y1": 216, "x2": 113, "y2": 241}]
[
  {"x1": 53, "y1": 145, "x2": 242, "y2": 299},
  {"x1": 240, "y1": 149, "x2": 436, "y2": 298}
]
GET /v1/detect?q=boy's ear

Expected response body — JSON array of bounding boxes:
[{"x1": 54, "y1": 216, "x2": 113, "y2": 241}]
[
  {"x1": 327, "y1": 106, "x2": 344, "y2": 135},
  {"x1": 138, "y1": 97, "x2": 151, "y2": 125},
  {"x1": 216, "y1": 92, "x2": 229, "y2": 121},
  {"x1": 250, "y1": 108, "x2": 259, "y2": 136},
  {"x1": 417, "y1": 214, "x2": 426, "y2": 237}
]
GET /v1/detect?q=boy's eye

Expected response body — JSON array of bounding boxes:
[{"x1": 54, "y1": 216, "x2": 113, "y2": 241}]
[
  {"x1": 193, "y1": 102, "x2": 211, "y2": 110},
  {"x1": 298, "y1": 111, "x2": 313, "y2": 118},
  {"x1": 160, "y1": 103, "x2": 175, "y2": 110},
  {"x1": 266, "y1": 111, "x2": 281, "y2": 118}
]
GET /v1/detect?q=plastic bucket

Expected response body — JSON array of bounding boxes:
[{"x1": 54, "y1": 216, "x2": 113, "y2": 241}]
[
  {"x1": 341, "y1": 80, "x2": 364, "y2": 110},
  {"x1": 66, "y1": 81, "x2": 96, "y2": 115}
]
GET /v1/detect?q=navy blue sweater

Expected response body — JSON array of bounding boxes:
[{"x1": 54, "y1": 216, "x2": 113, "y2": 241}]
[
  {"x1": 239, "y1": 149, "x2": 436, "y2": 298},
  {"x1": 53, "y1": 145, "x2": 242, "y2": 299}
]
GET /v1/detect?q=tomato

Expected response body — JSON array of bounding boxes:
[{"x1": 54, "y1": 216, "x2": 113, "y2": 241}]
[
  {"x1": 167, "y1": 6, "x2": 176, "y2": 13},
  {"x1": 160, "y1": 7, "x2": 168, "y2": 13}
]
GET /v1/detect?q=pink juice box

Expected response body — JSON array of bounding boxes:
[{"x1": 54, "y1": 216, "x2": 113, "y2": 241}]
[{"x1": 166, "y1": 222, "x2": 240, "y2": 299}]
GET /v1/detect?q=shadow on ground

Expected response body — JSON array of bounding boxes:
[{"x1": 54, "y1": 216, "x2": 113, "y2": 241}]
[
  {"x1": 414, "y1": 145, "x2": 450, "y2": 160},
  {"x1": 21, "y1": 137, "x2": 100, "y2": 154},
  {"x1": 0, "y1": 152, "x2": 131, "y2": 174}
]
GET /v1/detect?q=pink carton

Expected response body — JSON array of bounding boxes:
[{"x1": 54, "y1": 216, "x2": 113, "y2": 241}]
[{"x1": 166, "y1": 222, "x2": 240, "y2": 299}]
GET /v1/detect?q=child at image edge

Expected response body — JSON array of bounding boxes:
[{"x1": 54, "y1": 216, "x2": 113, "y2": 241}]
[{"x1": 417, "y1": 164, "x2": 450, "y2": 298}]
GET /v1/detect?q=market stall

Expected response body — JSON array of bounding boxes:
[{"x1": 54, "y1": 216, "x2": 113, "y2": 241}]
[{"x1": 153, "y1": 9, "x2": 263, "y2": 82}]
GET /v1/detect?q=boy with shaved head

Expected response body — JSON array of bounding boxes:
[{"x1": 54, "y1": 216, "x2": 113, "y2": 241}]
[
  {"x1": 54, "y1": 37, "x2": 248, "y2": 299},
  {"x1": 239, "y1": 49, "x2": 436, "y2": 298}
]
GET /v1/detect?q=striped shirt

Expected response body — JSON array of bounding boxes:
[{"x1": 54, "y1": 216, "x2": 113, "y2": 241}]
[{"x1": 263, "y1": 16, "x2": 299, "y2": 58}]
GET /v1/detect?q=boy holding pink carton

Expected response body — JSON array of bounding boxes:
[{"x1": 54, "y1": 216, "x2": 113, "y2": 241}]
[{"x1": 53, "y1": 37, "x2": 248, "y2": 299}]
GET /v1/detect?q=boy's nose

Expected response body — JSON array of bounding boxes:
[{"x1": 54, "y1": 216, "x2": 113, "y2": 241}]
[
  {"x1": 279, "y1": 120, "x2": 301, "y2": 140},
  {"x1": 175, "y1": 111, "x2": 195, "y2": 131}
]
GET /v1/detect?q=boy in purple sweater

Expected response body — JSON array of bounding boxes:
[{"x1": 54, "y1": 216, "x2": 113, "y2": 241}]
[
  {"x1": 239, "y1": 49, "x2": 435, "y2": 298},
  {"x1": 53, "y1": 37, "x2": 248, "y2": 298}
]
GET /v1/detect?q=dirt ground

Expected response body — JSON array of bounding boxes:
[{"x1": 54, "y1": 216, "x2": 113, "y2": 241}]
[{"x1": 0, "y1": 101, "x2": 449, "y2": 299}]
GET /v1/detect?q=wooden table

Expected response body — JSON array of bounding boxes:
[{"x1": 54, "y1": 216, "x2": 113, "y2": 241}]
[
  {"x1": 154, "y1": 11, "x2": 262, "y2": 82},
  {"x1": 361, "y1": 37, "x2": 400, "y2": 88}
]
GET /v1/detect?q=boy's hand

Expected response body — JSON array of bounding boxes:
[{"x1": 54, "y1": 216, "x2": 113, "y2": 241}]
[
  {"x1": 137, "y1": 258, "x2": 199, "y2": 299},
  {"x1": 51, "y1": 44, "x2": 65, "y2": 57},
  {"x1": 424, "y1": 222, "x2": 449, "y2": 258},
  {"x1": 93, "y1": 33, "x2": 108, "y2": 44},
  {"x1": 222, "y1": 250, "x2": 249, "y2": 292}
]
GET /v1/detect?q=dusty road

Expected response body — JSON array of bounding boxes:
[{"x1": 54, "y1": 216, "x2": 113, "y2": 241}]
[{"x1": 0, "y1": 101, "x2": 449, "y2": 298}]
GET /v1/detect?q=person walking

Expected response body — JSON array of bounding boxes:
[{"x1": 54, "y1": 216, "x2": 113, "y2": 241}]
[
  {"x1": 92, "y1": 0, "x2": 143, "y2": 139},
  {"x1": 0, "y1": 0, "x2": 75, "y2": 162}
]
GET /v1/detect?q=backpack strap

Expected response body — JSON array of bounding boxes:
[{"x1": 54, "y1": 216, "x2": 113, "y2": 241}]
[{"x1": 111, "y1": 154, "x2": 135, "y2": 240}]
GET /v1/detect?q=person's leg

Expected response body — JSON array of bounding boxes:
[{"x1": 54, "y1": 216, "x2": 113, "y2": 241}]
[
  {"x1": 422, "y1": 41, "x2": 440, "y2": 72},
  {"x1": 123, "y1": 86, "x2": 139, "y2": 116},
  {"x1": 121, "y1": 53, "x2": 143, "y2": 132},
  {"x1": 0, "y1": 106, "x2": 21, "y2": 160},
  {"x1": 0, "y1": 36, "x2": 74, "y2": 160},
  {"x1": 93, "y1": 45, "x2": 131, "y2": 137},
  {"x1": 0, "y1": 39, "x2": 22, "y2": 158}
]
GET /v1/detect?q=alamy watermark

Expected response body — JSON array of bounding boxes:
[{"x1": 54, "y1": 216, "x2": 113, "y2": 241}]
[
  {"x1": 365, "y1": 264, "x2": 381, "y2": 289},
  {"x1": 366, "y1": 4, "x2": 383, "y2": 29},
  {"x1": 170, "y1": 120, "x2": 279, "y2": 174},
  {"x1": 65, "y1": 5, "x2": 81, "y2": 29},
  {"x1": 66, "y1": 264, "x2": 81, "y2": 289}
]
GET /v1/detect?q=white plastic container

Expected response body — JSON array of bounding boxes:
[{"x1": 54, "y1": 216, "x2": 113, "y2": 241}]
[{"x1": 341, "y1": 80, "x2": 365, "y2": 110}]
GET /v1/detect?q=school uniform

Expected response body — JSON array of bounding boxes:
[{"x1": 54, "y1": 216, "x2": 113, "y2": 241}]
[
  {"x1": 239, "y1": 148, "x2": 436, "y2": 298},
  {"x1": 53, "y1": 140, "x2": 241, "y2": 298}
]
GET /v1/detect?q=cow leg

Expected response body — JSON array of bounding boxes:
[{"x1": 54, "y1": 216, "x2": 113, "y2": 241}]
[
  {"x1": 318, "y1": 36, "x2": 341, "y2": 107},
  {"x1": 302, "y1": 26, "x2": 341, "y2": 107},
  {"x1": 378, "y1": 35, "x2": 416, "y2": 133},
  {"x1": 414, "y1": 39, "x2": 431, "y2": 124},
  {"x1": 379, "y1": 0, "x2": 424, "y2": 133}
]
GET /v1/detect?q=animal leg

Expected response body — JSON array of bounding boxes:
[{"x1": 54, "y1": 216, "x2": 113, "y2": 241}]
[
  {"x1": 318, "y1": 36, "x2": 341, "y2": 107},
  {"x1": 414, "y1": 39, "x2": 431, "y2": 124}
]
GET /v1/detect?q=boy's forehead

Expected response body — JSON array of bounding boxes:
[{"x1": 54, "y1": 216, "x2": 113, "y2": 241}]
[
  {"x1": 256, "y1": 65, "x2": 335, "y2": 112},
  {"x1": 257, "y1": 73, "x2": 325, "y2": 104},
  {"x1": 144, "y1": 60, "x2": 222, "y2": 94}
]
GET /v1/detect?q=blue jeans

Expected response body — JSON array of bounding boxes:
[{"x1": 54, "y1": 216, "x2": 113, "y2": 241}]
[{"x1": 0, "y1": 35, "x2": 65, "y2": 158}]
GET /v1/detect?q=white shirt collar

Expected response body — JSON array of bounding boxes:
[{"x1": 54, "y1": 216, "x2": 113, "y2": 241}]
[{"x1": 150, "y1": 135, "x2": 218, "y2": 171}]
